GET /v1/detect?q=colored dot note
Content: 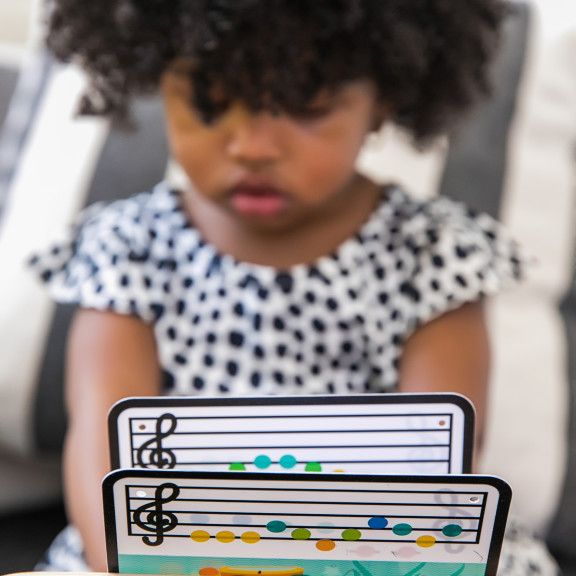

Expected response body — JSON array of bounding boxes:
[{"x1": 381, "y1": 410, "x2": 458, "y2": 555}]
[
  {"x1": 216, "y1": 531, "x2": 235, "y2": 543},
  {"x1": 199, "y1": 568, "x2": 219, "y2": 576},
  {"x1": 442, "y1": 524, "x2": 463, "y2": 537},
  {"x1": 317, "y1": 522, "x2": 336, "y2": 534},
  {"x1": 254, "y1": 455, "x2": 272, "y2": 469},
  {"x1": 393, "y1": 523, "x2": 412, "y2": 536},
  {"x1": 368, "y1": 517, "x2": 388, "y2": 529},
  {"x1": 316, "y1": 540, "x2": 336, "y2": 552},
  {"x1": 342, "y1": 529, "x2": 362, "y2": 541},
  {"x1": 416, "y1": 535, "x2": 436, "y2": 548},
  {"x1": 291, "y1": 528, "x2": 312, "y2": 540},
  {"x1": 191, "y1": 530, "x2": 210, "y2": 542},
  {"x1": 267, "y1": 520, "x2": 287, "y2": 533},
  {"x1": 279, "y1": 454, "x2": 297, "y2": 469},
  {"x1": 305, "y1": 462, "x2": 323, "y2": 472},
  {"x1": 241, "y1": 531, "x2": 261, "y2": 544},
  {"x1": 229, "y1": 462, "x2": 246, "y2": 471}
]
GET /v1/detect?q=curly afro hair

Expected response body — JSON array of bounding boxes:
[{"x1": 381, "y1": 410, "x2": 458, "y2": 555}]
[{"x1": 46, "y1": 0, "x2": 504, "y2": 141}]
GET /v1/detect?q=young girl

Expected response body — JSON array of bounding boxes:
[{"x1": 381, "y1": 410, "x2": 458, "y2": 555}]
[{"x1": 31, "y1": 1, "x2": 556, "y2": 574}]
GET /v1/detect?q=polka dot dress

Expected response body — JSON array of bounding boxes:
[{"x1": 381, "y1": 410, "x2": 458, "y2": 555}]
[
  {"x1": 30, "y1": 182, "x2": 523, "y2": 397},
  {"x1": 30, "y1": 182, "x2": 558, "y2": 575}
]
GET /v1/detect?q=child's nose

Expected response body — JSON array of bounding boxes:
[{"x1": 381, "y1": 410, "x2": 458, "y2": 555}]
[{"x1": 225, "y1": 106, "x2": 283, "y2": 166}]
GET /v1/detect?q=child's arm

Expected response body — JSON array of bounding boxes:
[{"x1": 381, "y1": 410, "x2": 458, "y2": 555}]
[
  {"x1": 398, "y1": 301, "x2": 490, "y2": 457},
  {"x1": 64, "y1": 309, "x2": 162, "y2": 571}
]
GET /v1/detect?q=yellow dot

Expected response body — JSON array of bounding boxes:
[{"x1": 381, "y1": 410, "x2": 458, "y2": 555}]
[
  {"x1": 333, "y1": 469, "x2": 346, "y2": 473},
  {"x1": 316, "y1": 540, "x2": 336, "y2": 552},
  {"x1": 241, "y1": 531, "x2": 261, "y2": 544},
  {"x1": 416, "y1": 535, "x2": 436, "y2": 548},
  {"x1": 191, "y1": 530, "x2": 210, "y2": 542},
  {"x1": 216, "y1": 530, "x2": 236, "y2": 543}
]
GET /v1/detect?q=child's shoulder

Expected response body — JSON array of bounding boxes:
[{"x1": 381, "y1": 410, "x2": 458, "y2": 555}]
[
  {"x1": 382, "y1": 185, "x2": 521, "y2": 267},
  {"x1": 76, "y1": 183, "x2": 184, "y2": 246},
  {"x1": 28, "y1": 182, "x2": 189, "y2": 321}
]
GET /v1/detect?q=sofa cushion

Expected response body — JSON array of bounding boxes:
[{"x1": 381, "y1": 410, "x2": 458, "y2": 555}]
[{"x1": 0, "y1": 53, "x2": 170, "y2": 458}]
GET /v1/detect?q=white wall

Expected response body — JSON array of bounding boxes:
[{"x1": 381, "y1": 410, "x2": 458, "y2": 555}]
[{"x1": 0, "y1": 0, "x2": 39, "y2": 63}]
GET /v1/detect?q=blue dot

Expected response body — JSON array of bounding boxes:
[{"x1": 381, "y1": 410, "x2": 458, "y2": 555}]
[
  {"x1": 254, "y1": 455, "x2": 272, "y2": 469},
  {"x1": 368, "y1": 516, "x2": 388, "y2": 529},
  {"x1": 279, "y1": 454, "x2": 297, "y2": 469}
]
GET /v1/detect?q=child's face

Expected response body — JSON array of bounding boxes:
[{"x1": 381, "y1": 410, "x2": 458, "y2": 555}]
[{"x1": 161, "y1": 69, "x2": 384, "y2": 233}]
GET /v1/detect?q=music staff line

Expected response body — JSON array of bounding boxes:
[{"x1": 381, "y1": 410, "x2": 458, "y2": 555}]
[
  {"x1": 130, "y1": 458, "x2": 452, "y2": 466},
  {"x1": 129, "y1": 413, "x2": 452, "y2": 435},
  {"x1": 123, "y1": 482, "x2": 486, "y2": 548},
  {"x1": 126, "y1": 412, "x2": 457, "y2": 470},
  {"x1": 130, "y1": 428, "x2": 452, "y2": 437},
  {"x1": 128, "y1": 411, "x2": 456, "y2": 421},
  {"x1": 127, "y1": 483, "x2": 487, "y2": 499}
]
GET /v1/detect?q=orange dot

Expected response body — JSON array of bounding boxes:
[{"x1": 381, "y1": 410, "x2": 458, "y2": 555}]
[
  {"x1": 199, "y1": 568, "x2": 220, "y2": 576},
  {"x1": 191, "y1": 530, "x2": 210, "y2": 542},
  {"x1": 241, "y1": 531, "x2": 261, "y2": 544},
  {"x1": 438, "y1": 420, "x2": 446, "y2": 427},
  {"x1": 216, "y1": 530, "x2": 236, "y2": 543},
  {"x1": 416, "y1": 535, "x2": 436, "y2": 548},
  {"x1": 316, "y1": 540, "x2": 336, "y2": 552}
]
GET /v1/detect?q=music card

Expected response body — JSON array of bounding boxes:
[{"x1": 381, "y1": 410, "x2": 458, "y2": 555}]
[
  {"x1": 103, "y1": 469, "x2": 510, "y2": 576},
  {"x1": 108, "y1": 393, "x2": 474, "y2": 475}
]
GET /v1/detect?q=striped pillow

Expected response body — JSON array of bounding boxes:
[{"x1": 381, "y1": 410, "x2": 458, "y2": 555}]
[
  {"x1": 359, "y1": 1, "x2": 576, "y2": 571},
  {"x1": 0, "y1": 53, "x2": 169, "y2": 462}
]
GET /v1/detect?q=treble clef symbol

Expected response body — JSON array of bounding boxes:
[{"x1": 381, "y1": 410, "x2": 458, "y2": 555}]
[
  {"x1": 136, "y1": 413, "x2": 177, "y2": 468},
  {"x1": 133, "y1": 483, "x2": 180, "y2": 546}
]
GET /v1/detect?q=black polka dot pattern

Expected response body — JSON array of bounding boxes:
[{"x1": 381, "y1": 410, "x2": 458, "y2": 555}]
[{"x1": 29, "y1": 182, "x2": 524, "y2": 395}]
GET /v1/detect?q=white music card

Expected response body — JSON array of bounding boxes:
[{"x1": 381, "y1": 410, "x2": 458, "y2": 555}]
[
  {"x1": 108, "y1": 394, "x2": 475, "y2": 475},
  {"x1": 103, "y1": 470, "x2": 510, "y2": 576}
]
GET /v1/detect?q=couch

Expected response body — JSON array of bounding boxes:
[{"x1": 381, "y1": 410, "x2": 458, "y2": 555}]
[{"x1": 0, "y1": 1, "x2": 575, "y2": 574}]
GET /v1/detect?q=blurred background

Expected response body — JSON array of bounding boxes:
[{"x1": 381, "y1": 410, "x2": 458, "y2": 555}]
[{"x1": 0, "y1": 0, "x2": 575, "y2": 574}]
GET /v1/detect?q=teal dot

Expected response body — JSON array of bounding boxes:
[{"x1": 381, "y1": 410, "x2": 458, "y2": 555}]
[
  {"x1": 267, "y1": 520, "x2": 287, "y2": 533},
  {"x1": 442, "y1": 524, "x2": 463, "y2": 537},
  {"x1": 368, "y1": 517, "x2": 388, "y2": 529},
  {"x1": 254, "y1": 455, "x2": 272, "y2": 469},
  {"x1": 393, "y1": 523, "x2": 412, "y2": 536},
  {"x1": 279, "y1": 454, "x2": 298, "y2": 469}
]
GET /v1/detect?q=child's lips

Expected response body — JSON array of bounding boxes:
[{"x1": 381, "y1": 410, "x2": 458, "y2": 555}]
[{"x1": 229, "y1": 184, "x2": 290, "y2": 217}]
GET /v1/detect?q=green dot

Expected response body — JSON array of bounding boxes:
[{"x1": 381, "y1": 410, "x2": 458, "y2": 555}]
[
  {"x1": 291, "y1": 528, "x2": 311, "y2": 540},
  {"x1": 305, "y1": 462, "x2": 322, "y2": 472},
  {"x1": 279, "y1": 455, "x2": 298, "y2": 469},
  {"x1": 228, "y1": 462, "x2": 246, "y2": 471},
  {"x1": 342, "y1": 528, "x2": 362, "y2": 541},
  {"x1": 254, "y1": 455, "x2": 272, "y2": 469},
  {"x1": 442, "y1": 524, "x2": 463, "y2": 537},
  {"x1": 267, "y1": 520, "x2": 287, "y2": 533},
  {"x1": 393, "y1": 523, "x2": 413, "y2": 536}
]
